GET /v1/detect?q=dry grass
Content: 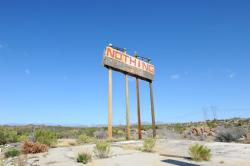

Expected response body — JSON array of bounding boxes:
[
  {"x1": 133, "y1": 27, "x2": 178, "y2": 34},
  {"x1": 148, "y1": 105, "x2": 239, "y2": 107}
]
[
  {"x1": 17, "y1": 154, "x2": 28, "y2": 166},
  {"x1": 56, "y1": 139, "x2": 77, "y2": 147},
  {"x1": 120, "y1": 144, "x2": 138, "y2": 150}
]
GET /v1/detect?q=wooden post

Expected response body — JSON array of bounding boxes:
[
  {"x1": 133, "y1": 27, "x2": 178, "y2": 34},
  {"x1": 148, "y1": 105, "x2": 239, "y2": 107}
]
[
  {"x1": 108, "y1": 68, "x2": 112, "y2": 139},
  {"x1": 136, "y1": 78, "x2": 142, "y2": 139},
  {"x1": 125, "y1": 74, "x2": 130, "y2": 140},
  {"x1": 149, "y1": 81, "x2": 156, "y2": 137}
]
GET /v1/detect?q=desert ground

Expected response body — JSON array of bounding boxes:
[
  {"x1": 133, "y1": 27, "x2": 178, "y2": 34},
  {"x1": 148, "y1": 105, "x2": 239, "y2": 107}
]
[
  {"x1": 1, "y1": 119, "x2": 250, "y2": 166},
  {"x1": 22, "y1": 139, "x2": 250, "y2": 166}
]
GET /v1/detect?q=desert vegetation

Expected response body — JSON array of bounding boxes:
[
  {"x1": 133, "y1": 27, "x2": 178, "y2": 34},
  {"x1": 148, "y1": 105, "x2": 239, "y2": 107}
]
[
  {"x1": 0, "y1": 127, "x2": 18, "y2": 145},
  {"x1": 4, "y1": 148, "x2": 20, "y2": 158},
  {"x1": 34, "y1": 130, "x2": 57, "y2": 147},
  {"x1": 215, "y1": 126, "x2": 246, "y2": 142},
  {"x1": 189, "y1": 144, "x2": 211, "y2": 161},
  {"x1": 94, "y1": 140, "x2": 111, "y2": 158},
  {"x1": 0, "y1": 118, "x2": 249, "y2": 145},
  {"x1": 76, "y1": 152, "x2": 92, "y2": 164},
  {"x1": 77, "y1": 134, "x2": 93, "y2": 144},
  {"x1": 0, "y1": 118, "x2": 249, "y2": 165},
  {"x1": 22, "y1": 141, "x2": 48, "y2": 154},
  {"x1": 142, "y1": 138, "x2": 156, "y2": 152}
]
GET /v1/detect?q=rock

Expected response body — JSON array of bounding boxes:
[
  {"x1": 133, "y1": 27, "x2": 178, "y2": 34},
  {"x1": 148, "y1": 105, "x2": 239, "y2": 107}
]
[
  {"x1": 247, "y1": 132, "x2": 250, "y2": 139},
  {"x1": 183, "y1": 126, "x2": 215, "y2": 140},
  {"x1": 204, "y1": 127, "x2": 210, "y2": 132}
]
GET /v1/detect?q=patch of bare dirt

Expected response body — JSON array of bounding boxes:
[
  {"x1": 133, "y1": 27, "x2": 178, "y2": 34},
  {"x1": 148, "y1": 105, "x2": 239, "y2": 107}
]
[{"x1": 23, "y1": 139, "x2": 250, "y2": 166}]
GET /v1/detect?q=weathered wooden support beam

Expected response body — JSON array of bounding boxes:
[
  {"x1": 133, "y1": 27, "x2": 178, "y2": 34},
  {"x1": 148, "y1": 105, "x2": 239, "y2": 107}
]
[
  {"x1": 136, "y1": 78, "x2": 142, "y2": 139},
  {"x1": 108, "y1": 68, "x2": 112, "y2": 139},
  {"x1": 125, "y1": 74, "x2": 130, "y2": 140},
  {"x1": 149, "y1": 81, "x2": 156, "y2": 138}
]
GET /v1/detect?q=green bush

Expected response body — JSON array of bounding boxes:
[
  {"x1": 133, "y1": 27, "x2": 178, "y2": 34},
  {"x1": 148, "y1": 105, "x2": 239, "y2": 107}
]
[
  {"x1": 34, "y1": 130, "x2": 57, "y2": 147},
  {"x1": 206, "y1": 121, "x2": 217, "y2": 129},
  {"x1": 189, "y1": 144, "x2": 211, "y2": 161},
  {"x1": 77, "y1": 135, "x2": 92, "y2": 144},
  {"x1": 4, "y1": 148, "x2": 20, "y2": 158},
  {"x1": 112, "y1": 129, "x2": 125, "y2": 137},
  {"x1": 142, "y1": 138, "x2": 156, "y2": 152},
  {"x1": 173, "y1": 124, "x2": 186, "y2": 133},
  {"x1": 0, "y1": 128, "x2": 18, "y2": 145},
  {"x1": 18, "y1": 135, "x2": 29, "y2": 142},
  {"x1": 85, "y1": 128, "x2": 97, "y2": 137},
  {"x1": 76, "y1": 152, "x2": 92, "y2": 164},
  {"x1": 94, "y1": 141, "x2": 110, "y2": 158}
]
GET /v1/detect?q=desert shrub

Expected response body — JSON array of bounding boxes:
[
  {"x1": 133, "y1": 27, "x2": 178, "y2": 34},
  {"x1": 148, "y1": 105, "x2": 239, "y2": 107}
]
[
  {"x1": 0, "y1": 128, "x2": 18, "y2": 145},
  {"x1": 4, "y1": 148, "x2": 20, "y2": 158},
  {"x1": 0, "y1": 131, "x2": 6, "y2": 145},
  {"x1": 173, "y1": 124, "x2": 186, "y2": 133},
  {"x1": 18, "y1": 135, "x2": 29, "y2": 142},
  {"x1": 69, "y1": 141, "x2": 77, "y2": 146},
  {"x1": 76, "y1": 152, "x2": 92, "y2": 164},
  {"x1": 215, "y1": 126, "x2": 246, "y2": 142},
  {"x1": 140, "y1": 125, "x2": 152, "y2": 131},
  {"x1": 94, "y1": 141, "x2": 110, "y2": 158},
  {"x1": 93, "y1": 130, "x2": 107, "y2": 139},
  {"x1": 77, "y1": 135, "x2": 92, "y2": 144},
  {"x1": 85, "y1": 128, "x2": 97, "y2": 137},
  {"x1": 34, "y1": 130, "x2": 57, "y2": 146},
  {"x1": 22, "y1": 141, "x2": 48, "y2": 154},
  {"x1": 112, "y1": 129, "x2": 125, "y2": 137},
  {"x1": 206, "y1": 121, "x2": 217, "y2": 129},
  {"x1": 142, "y1": 138, "x2": 156, "y2": 152},
  {"x1": 189, "y1": 144, "x2": 211, "y2": 161}
]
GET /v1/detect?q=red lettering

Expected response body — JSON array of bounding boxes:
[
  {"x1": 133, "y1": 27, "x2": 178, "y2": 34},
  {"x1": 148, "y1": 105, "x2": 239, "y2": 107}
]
[
  {"x1": 124, "y1": 55, "x2": 129, "y2": 63},
  {"x1": 130, "y1": 57, "x2": 137, "y2": 66},
  {"x1": 148, "y1": 65, "x2": 154, "y2": 73},
  {"x1": 106, "y1": 47, "x2": 114, "y2": 58},
  {"x1": 142, "y1": 62, "x2": 148, "y2": 71},
  {"x1": 138, "y1": 60, "x2": 141, "y2": 68},
  {"x1": 115, "y1": 51, "x2": 123, "y2": 61},
  {"x1": 106, "y1": 46, "x2": 154, "y2": 75}
]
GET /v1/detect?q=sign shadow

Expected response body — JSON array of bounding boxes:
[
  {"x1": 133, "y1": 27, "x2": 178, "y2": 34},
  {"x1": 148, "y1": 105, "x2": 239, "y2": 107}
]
[{"x1": 161, "y1": 159, "x2": 200, "y2": 166}]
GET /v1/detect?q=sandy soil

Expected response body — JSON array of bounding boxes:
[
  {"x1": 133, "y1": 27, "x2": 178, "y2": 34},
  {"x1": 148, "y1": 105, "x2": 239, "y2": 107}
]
[{"x1": 25, "y1": 139, "x2": 250, "y2": 166}]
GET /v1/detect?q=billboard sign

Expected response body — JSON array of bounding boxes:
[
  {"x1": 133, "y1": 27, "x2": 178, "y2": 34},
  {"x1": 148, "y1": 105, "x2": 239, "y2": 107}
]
[{"x1": 103, "y1": 46, "x2": 154, "y2": 81}]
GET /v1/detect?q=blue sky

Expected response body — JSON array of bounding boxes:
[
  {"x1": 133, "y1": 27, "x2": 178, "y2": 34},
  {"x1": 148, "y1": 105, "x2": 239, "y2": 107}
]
[{"x1": 0, "y1": 0, "x2": 250, "y2": 125}]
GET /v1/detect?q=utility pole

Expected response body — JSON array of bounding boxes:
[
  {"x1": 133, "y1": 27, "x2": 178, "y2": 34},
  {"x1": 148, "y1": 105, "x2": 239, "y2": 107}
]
[
  {"x1": 108, "y1": 68, "x2": 112, "y2": 139},
  {"x1": 125, "y1": 74, "x2": 130, "y2": 140},
  {"x1": 136, "y1": 78, "x2": 142, "y2": 139},
  {"x1": 149, "y1": 81, "x2": 156, "y2": 137}
]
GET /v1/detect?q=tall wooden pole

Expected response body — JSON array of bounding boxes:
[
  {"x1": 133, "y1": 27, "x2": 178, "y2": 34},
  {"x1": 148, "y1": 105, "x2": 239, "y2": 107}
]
[
  {"x1": 108, "y1": 68, "x2": 112, "y2": 140},
  {"x1": 149, "y1": 81, "x2": 156, "y2": 137},
  {"x1": 136, "y1": 78, "x2": 142, "y2": 139},
  {"x1": 125, "y1": 74, "x2": 130, "y2": 140}
]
